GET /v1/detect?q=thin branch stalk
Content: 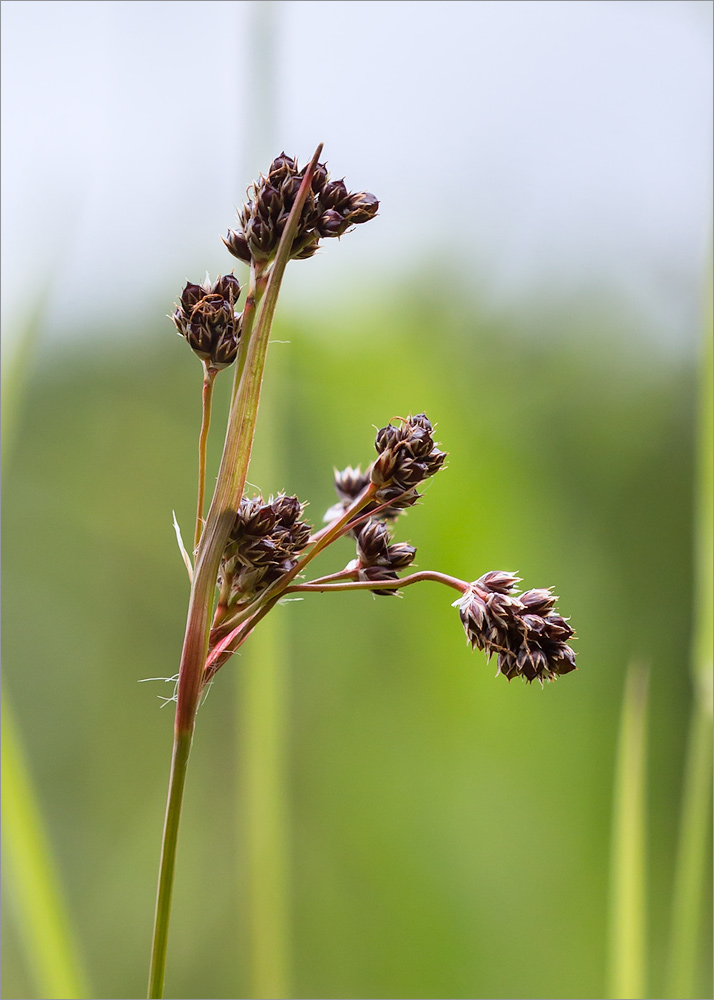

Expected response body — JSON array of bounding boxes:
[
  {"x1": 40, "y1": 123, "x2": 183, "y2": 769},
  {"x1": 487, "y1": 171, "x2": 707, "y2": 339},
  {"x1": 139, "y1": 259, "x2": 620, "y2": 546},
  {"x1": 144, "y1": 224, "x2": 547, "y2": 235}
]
[
  {"x1": 285, "y1": 570, "x2": 469, "y2": 595},
  {"x1": 194, "y1": 366, "x2": 217, "y2": 550}
]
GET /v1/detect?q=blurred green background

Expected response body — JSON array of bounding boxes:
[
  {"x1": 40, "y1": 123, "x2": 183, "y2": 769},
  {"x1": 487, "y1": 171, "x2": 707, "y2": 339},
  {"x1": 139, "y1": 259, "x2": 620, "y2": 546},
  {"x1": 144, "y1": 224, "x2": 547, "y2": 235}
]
[
  {"x1": 2, "y1": 2, "x2": 712, "y2": 998},
  {"x1": 2, "y1": 280, "x2": 711, "y2": 998}
]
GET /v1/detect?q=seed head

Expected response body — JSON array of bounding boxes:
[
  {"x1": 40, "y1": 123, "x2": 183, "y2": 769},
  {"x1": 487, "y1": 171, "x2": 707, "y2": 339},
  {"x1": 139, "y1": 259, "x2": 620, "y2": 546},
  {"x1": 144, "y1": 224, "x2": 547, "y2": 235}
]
[
  {"x1": 371, "y1": 413, "x2": 447, "y2": 498},
  {"x1": 172, "y1": 274, "x2": 242, "y2": 369},
  {"x1": 354, "y1": 519, "x2": 416, "y2": 596},
  {"x1": 335, "y1": 465, "x2": 371, "y2": 504},
  {"x1": 224, "y1": 152, "x2": 379, "y2": 266},
  {"x1": 219, "y1": 494, "x2": 311, "y2": 604},
  {"x1": 457, "y1": 572, "x2": 576, "y2": 683}
]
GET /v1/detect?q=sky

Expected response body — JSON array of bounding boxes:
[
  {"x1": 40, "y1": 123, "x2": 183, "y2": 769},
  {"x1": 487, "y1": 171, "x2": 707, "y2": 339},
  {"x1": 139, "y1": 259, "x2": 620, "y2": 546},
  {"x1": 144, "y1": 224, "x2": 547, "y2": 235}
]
[{"x1": 1, "y1": 0, "x2": 712, "y2": 354}]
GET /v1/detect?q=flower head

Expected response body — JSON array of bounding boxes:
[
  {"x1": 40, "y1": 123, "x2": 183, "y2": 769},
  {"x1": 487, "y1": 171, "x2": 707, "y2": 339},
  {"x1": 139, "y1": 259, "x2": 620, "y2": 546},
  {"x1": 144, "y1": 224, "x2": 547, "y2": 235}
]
[
  {"x1": 352, "y1": 519, "x2": 416, "y2": 596},
  {"x1": 219, "y1": 494, "x2": 311, "y2": 604},
  {"x1": 224, "y1": 152, "x2": 379, "y2": 266},
  {"x1": 172, "y1": 274, "x2": 242, "y2": 369},
  {"x1": 457, "y1": 572, "x2": 576, "y2": 683},
  {"x1": 371, "y1": 413, "x2": 447, "y2": 498},
  {"x1": 323, "y1": 414, "x2": 446, "y2": 529}
]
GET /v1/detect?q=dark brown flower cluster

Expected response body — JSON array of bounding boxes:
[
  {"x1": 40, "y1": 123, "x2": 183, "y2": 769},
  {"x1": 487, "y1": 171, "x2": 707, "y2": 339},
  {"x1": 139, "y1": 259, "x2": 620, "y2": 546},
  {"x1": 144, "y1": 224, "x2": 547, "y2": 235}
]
[
  {"x1": 324, "y1": 414, "x2": 447, "y2": 527},
  {"x1": 456, "y1": 572, "x2": 576, "y2": 683},
  {"x1": 371, "y1": 413, "x2": 447, "y2": 502},
  {"x1": 352, "y1": 520, "x2": 416, "y2": 596},
  {"x1": 172, "y1": 275, "x2": 242, "y2": 369},
  {"x1": 219, "y1": 494, "x2": 311, "y2": 604},
  {"x1": 223, "y1": 152, "x2": 379, "y2": 266}
]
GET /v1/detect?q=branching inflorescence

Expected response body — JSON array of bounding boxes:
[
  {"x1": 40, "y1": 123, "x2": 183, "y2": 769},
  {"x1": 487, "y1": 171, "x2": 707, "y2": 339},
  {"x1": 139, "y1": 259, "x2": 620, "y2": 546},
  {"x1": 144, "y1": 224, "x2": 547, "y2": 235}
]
[
  {"x1": 168, "y1": 148, "x2": 577, "y2": 690},
  {"x1": 149, "y1": 145, "x2": 576, "y2": 999}
]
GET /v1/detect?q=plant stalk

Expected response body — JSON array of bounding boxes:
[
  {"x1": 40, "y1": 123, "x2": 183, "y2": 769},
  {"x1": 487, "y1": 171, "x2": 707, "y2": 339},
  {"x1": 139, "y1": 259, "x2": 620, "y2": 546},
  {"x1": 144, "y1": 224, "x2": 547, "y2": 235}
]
[
  {"x1": 206, "y1": 481, "x2": 381, "y2": 655},
  {"x1": 231, "y1": 264, "x2": 265, "y2": 406},
  {"x1": 194, "y1": 366, "x2": 217, "y2": 550},
  {"x1": 148, "y1": 144, "x2": 323, "y2": 998},
  {"x1": 174, "y1": 144, "x2": 322, "y2": 736},
  {"x1": 285, "y1": 570, "x2": 469, "y2": 596},
  {"x1": 203, "y1": 571, "x2": 468, "y2": 683},
  {"x1": 147, "y1": 729, "x2": 193, "y2": 999}
]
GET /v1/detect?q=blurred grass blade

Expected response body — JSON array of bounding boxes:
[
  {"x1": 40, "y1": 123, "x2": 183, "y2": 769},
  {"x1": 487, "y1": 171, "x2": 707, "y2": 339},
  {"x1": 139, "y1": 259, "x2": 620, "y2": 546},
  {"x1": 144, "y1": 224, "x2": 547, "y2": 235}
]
[
  {"x1": 237, "y1": 343, "x2": 292, "y2": 998},
  {"x1": 667, "y1": 707, "x2": 713, "y2": 999},
  {"x1": 1, "y1": 297, "x2": 44, "y2": 473},
  {"x1": 1, "y1": 691, "x2": 90, "y2": 999},
  {"x1": 691, "y1": 269, "x2": 713, "y2": 721},
  {"x1": 666, "y1": 274, "x2": 713, "y2": 999},
  {"x1": 2, "y1": 301, "x2": 88, "y2": 997},
  {"x1": 240, "y1": 618, "x2": 292, "y2": 999},
  {"x1": 237, "y1": 7, "x2": 291, "y2": 997},
  {"x1": 608, "y1": 662, "x2": 649, "y2": 1000}
]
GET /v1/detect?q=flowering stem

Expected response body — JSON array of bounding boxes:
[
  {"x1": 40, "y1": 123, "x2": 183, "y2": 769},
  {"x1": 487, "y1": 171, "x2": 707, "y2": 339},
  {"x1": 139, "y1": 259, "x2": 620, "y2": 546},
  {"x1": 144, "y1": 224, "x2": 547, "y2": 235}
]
[
  {"x1": 204, "y1": 483, "x2": 381, "y2": 654},
  {"x1": 147, "y1": 729, "x2": 192, "y2": 999},
  {"x1": 203, "y1": 568, "x2": 468, "y2": 683},
  {"x1": 306, "y1": 490, "x2": 412, "y2": 547},
  {"x1": 194, "y1": 366, "x2": 217, "y2": 550},
  {"x1": 299, "y1": 568, "x2": 357, "y2": 587},
  {"x1": 297, "y1": 483, "x2": 379, "y2": 567},
  {"x1": 148, "y1": 145, "x2": 324, "y2": 999},
  {"x1": 176, "y1": 143, "x2": 323, "y2": 740},
  {"x1": 230, "y1": 264, "x2": 267, "y2": 406},
  {"x1": 202, "y1": 486, "x2": 452, "y2": 683},
  {"x1": 201, "y1": 489, "x2": 383, "y2": 681},
  {"x1": 285, "y1": 570, "x2": 469, "y2": 596},
  {"x1": 204, "y1": 603, "x2": 274, "y2": 680}
]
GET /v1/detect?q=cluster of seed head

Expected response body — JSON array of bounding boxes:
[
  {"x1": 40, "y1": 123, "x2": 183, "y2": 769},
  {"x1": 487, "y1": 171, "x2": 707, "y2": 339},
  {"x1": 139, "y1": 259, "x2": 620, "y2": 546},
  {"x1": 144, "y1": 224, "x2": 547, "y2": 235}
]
[
  {"x1": 320, "y1": 414, "x2": 446, "y2": 596},
  {"x1": 351, "y1": 520, "x2": 417, "y2": 596},
  {"x1": 371, "y1": 413, "x2": 447, "y2": 501},
  {"x1": 219, "y1": 494, "x2": 311, "y2": 604},
  {"x1": 457, "y1": 572, "x2": 576, "y2": 683},
  {"x1": 223, "y1": 152, "x2": 379, "y2": 266},
  {"x1": 324, "y1": 414, "x2": 447, "y2": 527},
  {"x1": 171, "y1": 274, "x2": 242, "y2": 370},
  {"x1": 169, "y1": 150, "x2": 577, "y2": 688}
]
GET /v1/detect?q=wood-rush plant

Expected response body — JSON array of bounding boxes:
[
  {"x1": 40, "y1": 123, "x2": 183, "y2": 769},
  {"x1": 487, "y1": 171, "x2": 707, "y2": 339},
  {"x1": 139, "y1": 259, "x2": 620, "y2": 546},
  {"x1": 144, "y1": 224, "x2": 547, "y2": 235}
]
[{"x1": 148, "y1": 144, "x2": 577, "y2": 997}]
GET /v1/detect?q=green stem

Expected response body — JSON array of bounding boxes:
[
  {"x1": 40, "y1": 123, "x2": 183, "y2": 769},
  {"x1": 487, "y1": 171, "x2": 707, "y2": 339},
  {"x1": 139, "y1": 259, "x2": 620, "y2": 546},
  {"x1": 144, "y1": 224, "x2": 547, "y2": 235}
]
[
  {"x1": 175, "y1": 144, "x2": 322, "y2": 733},
  {"x1": 194, "y1": 366, "x2": 217, "y2": 550},
  {"x1": 147, "y1": 728, "x2": 193, "y2": 999},
  {"x1": 148, "y1": 144, "x2": 323, "y2": 998},
  {"x1": 231, "y1": 265, "x2": 265, "y2": 406}
]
